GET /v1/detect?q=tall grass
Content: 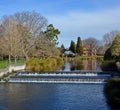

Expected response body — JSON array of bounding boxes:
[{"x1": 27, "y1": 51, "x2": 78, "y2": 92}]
[{"x1": 25, "y1": 57, "x2": 63, "y2": 72}]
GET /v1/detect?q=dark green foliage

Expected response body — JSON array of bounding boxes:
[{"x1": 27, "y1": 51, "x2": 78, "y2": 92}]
[
  {"x1": 104, "y1": 48, "x2": 113, "y2": 60},
  {"x1": 69, "y1": 40, "x2": 76, "y2": 53},
  {"x1": 0, "y1": 78, "x2": 1, "y2": 81},
  {"x1": 104, "y1": 78, "x2": 120, "y2": 109},
  {"x1": 101, "y1": 60, "x2": 117, "y2": 71},
  {"x1": 111, "y1": 34, "x2": 120, "y2": 58},
  {"x1": 104, "y1": 34, "x2": 120, "y2": 60},
  {"x1": 60, "y1": 44, "x2": 65, "y2": 53},
  {"x1": 44, "y1": 24, "x2": 60, "y2": 46},
  {"x1": 76, "y1": 37, "x2": 83, "y2": 55}
]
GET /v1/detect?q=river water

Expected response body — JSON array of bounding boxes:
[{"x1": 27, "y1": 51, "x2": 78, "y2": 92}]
[
  {"x1": 0, "y1": 60, "x2": 111, "y2": 110},
  {"x1": 0, "y1": 83, "x2": 110, "y2": 110},
  {"x1": 61, "y1": 59, "x2": 102, "y2": 71}
]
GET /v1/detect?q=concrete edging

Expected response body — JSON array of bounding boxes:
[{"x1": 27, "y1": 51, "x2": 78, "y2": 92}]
[{"x1": 0, "y1": 64, "x2": 25, "y2": 77}]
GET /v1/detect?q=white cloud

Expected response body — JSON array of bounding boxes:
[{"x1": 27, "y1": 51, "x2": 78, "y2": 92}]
[{"x1": 47, "y1": 7, "x2": 120, "y2": 47}]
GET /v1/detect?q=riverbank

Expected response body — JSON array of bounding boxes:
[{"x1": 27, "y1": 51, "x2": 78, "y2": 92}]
[
  {"x1": 101, "y1": 60, "x2": 120, "y2": 73},
  {"x1": 104, "y1": 78, "x2": 120, "y2": 109},
  {"x1": 0, "y1": 64, "x2": 25, "y2": 78},
  {"x1": 25, "y1": 57, "x2": 63, "y2": 72}
]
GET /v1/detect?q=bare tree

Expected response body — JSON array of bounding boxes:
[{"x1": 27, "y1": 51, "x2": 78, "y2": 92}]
[
  {"x1": 0, "y1": 17, "x2": 23, "y2": 63},
  {"x1": 0, "y1": 11, "x2": 61, "y2": 61},
  {"x1": 11, "y1": 11, "x2": 47, "y2": 38},
  {"x1": 32, "y1": 33, "x2": 60, "y2": 58},
  {"x1": 83, "y1": 37, "x2": 100, "y2": 49},
  {"x1": 103, "y1": 30, "x2": 120, "y2": 46},
  {"x1": 100, "y1": 30, "x2": 120, "y2": 55},
  {"x1": 0, "y1": 11, "x2": 48, "y2": 60},
  {"x1": 11, "y1": 11, "x2": 48, "y2": 59}
]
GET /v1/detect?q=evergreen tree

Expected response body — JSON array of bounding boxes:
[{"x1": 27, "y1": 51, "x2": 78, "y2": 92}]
[
  {"x1": 111, "y1": 34, "x2": 120, "y2": 59},
  {"x1": 76, "y1": 37, "x2": 83, "y2": 55},
  {"x1": 44, "y1": 24, "x2": 60, "y2": 46},
  {"x1": 104, "y1": 48, "x2": 113, "y2": 60},
  {"x1": 104, "y1": 34, "x2": 120, "y2": 60},
  {"x1": 69, "y1": 40, "x2": 76, "y2": 53},
  {"x1": 61, "y1": 44, "x2": 65, "y2": 53}
]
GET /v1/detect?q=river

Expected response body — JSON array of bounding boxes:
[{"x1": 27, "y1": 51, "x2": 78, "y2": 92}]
[
  {"x1": 0, "y1": 60, "x2": 111, "y2": 110},
  {"x1": 61, "y1": 59, "x2": 102, "y2": 71},
  {"x1": 0, "y1": 83, "x2": 110, "y2": 110}
]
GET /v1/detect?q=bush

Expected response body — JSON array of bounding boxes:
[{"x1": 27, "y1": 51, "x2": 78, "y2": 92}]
[
  {"x1": 101, "y1": 60, "x2": 117, "y2": 71},
  {"x1": 104, "y1": 48, "x2": 113, "y2": 60},
  {"x1": 25, "y1": 57, "x2": 63, "y2": 72},
  {"x1": 104, "y1": 78, "x2": 120, "y2": 109}
]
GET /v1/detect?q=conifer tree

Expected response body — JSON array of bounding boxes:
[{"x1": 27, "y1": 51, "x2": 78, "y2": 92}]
[
  {"x1": 61, "y1": 44, "x2": 65, "y2": 53},
  {"x1": 76, "y1": 37, "x2": 83, "y2": 55},
  {"x1": 69, "y1": 40, "x2": 76, "y2": 53},
  {"x1": 104, "y1": 34, "x2": 120, "y2": 60},
  {"x1": 111, "y1": 34, "x2": 120, "y2": 59}
]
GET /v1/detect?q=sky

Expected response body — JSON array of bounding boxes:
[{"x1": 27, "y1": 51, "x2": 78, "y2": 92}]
[{"x1": 0, "y1": 0, "x2": 120, "y2": 47}]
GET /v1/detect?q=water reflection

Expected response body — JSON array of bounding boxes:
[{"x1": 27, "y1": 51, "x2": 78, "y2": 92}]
[
  {"x1": 62, "y1": 60, "x2": 102, "y2": 71},
  {"x1": 0, "y1": 83, "x2": 110, "y2": 110}
]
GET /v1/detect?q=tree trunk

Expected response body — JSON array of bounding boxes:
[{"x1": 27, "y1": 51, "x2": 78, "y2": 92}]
[
  {"x1": 8, "y1": 54, "x2": 11, "y2": 65},
  {"x1": 23, "y1": 50, "x2": 29, "y2": 60},
  {"x1": 14, "y1": 56, "x2": 17, "y2": 64}
]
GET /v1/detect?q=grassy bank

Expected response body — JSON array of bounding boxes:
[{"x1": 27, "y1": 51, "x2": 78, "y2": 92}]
[
  {"x1": 104, "y1": 78, "x2": 120, "y2": 109},
  {"x1": 63, "y1": 55, "x2": 103, "y2": 62},
  {"x1": 0, "y1": 59, "x2": 25, "y2": 69},
  {"x1": 25, "y1": 57, "x2": 63, "y2": 72}
]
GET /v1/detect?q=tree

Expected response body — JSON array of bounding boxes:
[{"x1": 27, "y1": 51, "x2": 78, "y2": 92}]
[
  {"x1": 104, "y1": 34, "x2": 120, "y2": 60},
  {"x1": 0, "y1": 16, "x2": 34, "y2": 62},
  {"x1": 60, "y1": 44, "x2": 65, "y2": 53},
  {"x1": 69, "y1": 40, "x2": 76, "y2": 53},
  {"x1": 32, "y1": 35, "x2": 60, "y2": 58},
  {"x1": 104, "y1": 48, "x2": 113, "y2": 60},
  {"x1": 12, "y1": 11, "x2": 47, "y2": 38},
  {"x1": 0, "y1": 17, "x2": 23, "y2": 63},
  {"x1": 83, "y1": 37, "x2": 100, "y2": 49},
  {"x1": 76, "y1": 37, "x2": 83, "y2": 55},
  {"x1": 103, "y1": 30, "x2": 120, "y2": 47},
  {"x1": 0, "y1": 11, "x2": 62, "y2": 60},
  {"x1": 102, "y1": 30, "x2": 120, "y2": 55},
  {"x1": 110, "y1": 34, "x2": 120, "y2": 59},
  {"x1": 2, "y1": 11, "x2": 48, "y2": 60},
  {"x1": 44, "y1": 24, "x2": 60, "y2": 46}
]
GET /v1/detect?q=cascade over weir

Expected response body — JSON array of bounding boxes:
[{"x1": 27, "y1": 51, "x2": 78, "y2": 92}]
[{"x1": 7, "y1": 71, "x2": 114, "y2": 83}]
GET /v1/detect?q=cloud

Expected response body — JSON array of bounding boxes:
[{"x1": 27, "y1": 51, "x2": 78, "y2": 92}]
[{"x1": 47, "y1": 7, "x2": 120, "y2": 47}]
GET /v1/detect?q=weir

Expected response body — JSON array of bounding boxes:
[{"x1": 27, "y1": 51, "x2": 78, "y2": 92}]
[{"x1": 7, "y1": 71, "x2": 113, "y2": 83}]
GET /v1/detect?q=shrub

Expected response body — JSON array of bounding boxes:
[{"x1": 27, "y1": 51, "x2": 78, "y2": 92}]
[
  {"x1": 101, "y1": 60, "x2": 117, "y2": 71},
  {"x1": 25, "y1": 57, "x2": 63, "y2": 71},
  {"x1": 104, "y1": 78, "x2": 120, "y2": 109}
]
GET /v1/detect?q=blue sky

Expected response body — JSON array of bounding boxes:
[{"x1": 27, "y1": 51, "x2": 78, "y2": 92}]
[{"x1": 0, "y1": 0, "x2": 120, "y2": 47}]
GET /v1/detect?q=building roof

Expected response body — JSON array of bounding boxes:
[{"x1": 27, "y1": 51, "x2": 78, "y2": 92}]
[{"x1": 83, "y1": 45, "x2": 91, "y2": 49}]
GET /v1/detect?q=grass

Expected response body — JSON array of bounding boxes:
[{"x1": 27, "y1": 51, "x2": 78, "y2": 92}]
[
  {"x1": 0, "y1": 59, "x2": 25, "y2": 69},
  {"x1": 0, "y1": 60, "x2": 8, "y2": 69}
]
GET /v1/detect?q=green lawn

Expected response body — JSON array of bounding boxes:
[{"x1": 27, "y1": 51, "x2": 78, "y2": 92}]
[
  {"x1": 0, "y1": 60, "x2": 8, "y2": 69},
  {"x1": 0, "y1": 59, "x2": 25, "y2": 69}
]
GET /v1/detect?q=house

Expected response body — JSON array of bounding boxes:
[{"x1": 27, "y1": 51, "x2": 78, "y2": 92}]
[
  {"x1": 62, "y1": 50, "x2": 75, "y2": 57},
  {"x1": 83, "y1": 45, "x2": 96, "y2": 56}
]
